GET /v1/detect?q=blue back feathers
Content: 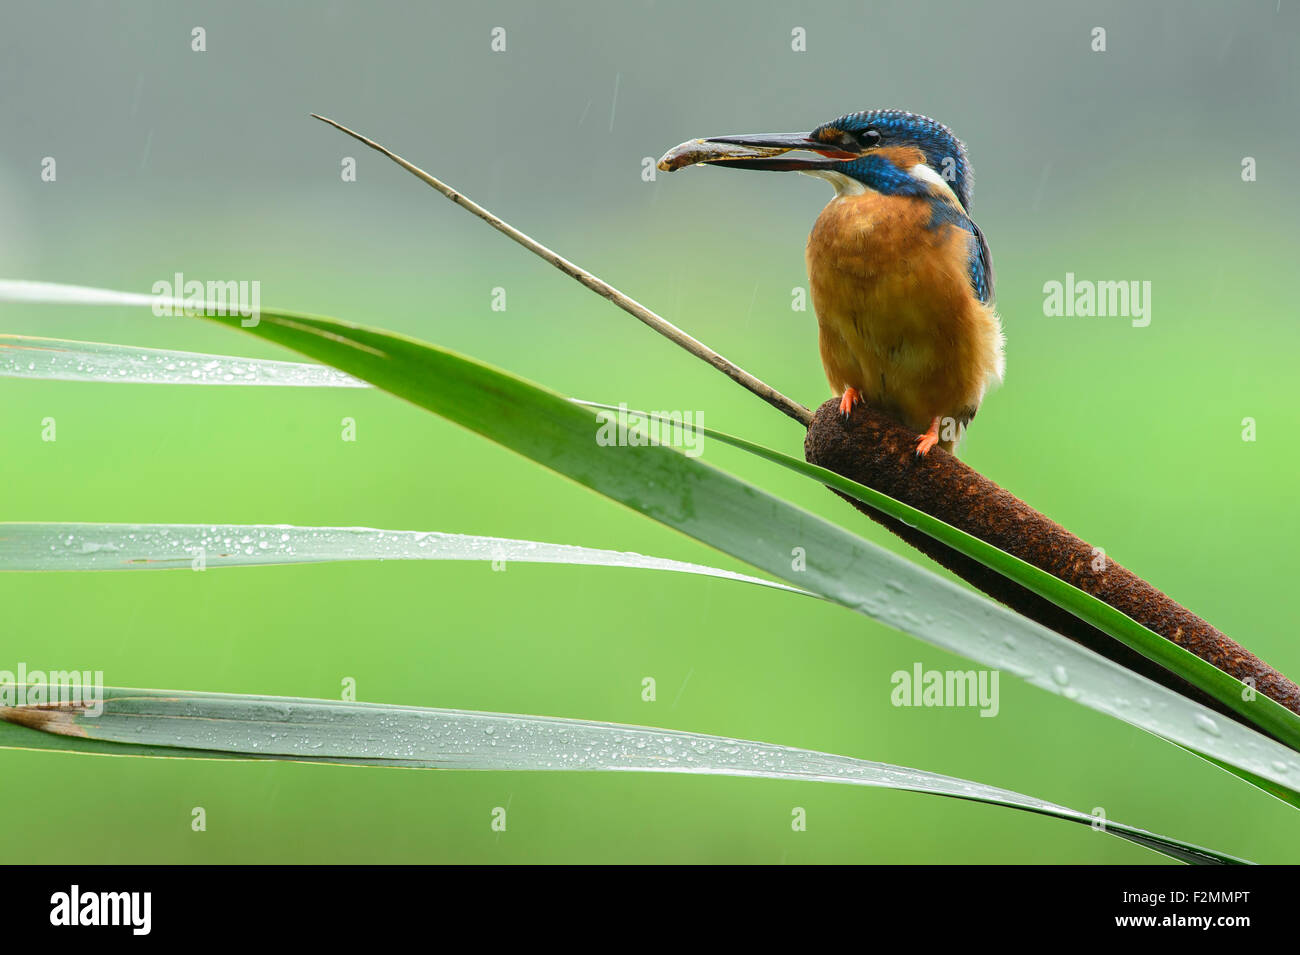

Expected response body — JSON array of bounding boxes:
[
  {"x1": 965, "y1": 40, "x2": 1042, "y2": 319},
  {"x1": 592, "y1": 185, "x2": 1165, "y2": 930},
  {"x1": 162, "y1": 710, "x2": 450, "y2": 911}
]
[{"x1": 924, "y1": 201, "x2": 994, "y2": 305}]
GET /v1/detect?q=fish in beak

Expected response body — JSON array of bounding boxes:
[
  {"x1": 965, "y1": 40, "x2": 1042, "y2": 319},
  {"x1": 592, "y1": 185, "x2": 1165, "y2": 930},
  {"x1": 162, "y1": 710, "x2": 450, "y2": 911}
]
[{"x1": 656, "y1": 131, "x2": 859, "y2": 173}]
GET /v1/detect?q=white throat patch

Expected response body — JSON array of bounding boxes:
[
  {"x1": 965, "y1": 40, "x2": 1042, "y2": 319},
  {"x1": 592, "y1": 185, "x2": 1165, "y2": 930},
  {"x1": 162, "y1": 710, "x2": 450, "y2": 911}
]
[
  {"x1": 798, "y1": 168, "x2": 867, "y2": 196},
  {"x1": 909, "y1": 163, "x2": 962, "y2": 204}
]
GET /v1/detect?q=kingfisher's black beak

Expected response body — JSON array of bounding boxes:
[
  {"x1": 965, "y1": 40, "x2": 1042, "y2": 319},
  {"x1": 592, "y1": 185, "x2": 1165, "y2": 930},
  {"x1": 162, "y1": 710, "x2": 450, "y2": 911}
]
[
  {"x1": 657, "y1": 131, "x2": 856, "y2": 173},
  {"x1": 705, "y1": 132, "x2": 826, "y2": 152}
]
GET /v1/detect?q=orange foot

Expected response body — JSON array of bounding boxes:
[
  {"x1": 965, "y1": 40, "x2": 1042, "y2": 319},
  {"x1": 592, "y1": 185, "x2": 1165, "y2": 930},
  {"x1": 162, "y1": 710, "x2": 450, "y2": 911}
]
[
  {"x1": 838, "y1": 387, "x2": 861, "y2": 419},
  {"x1": 915, "y1": 417, "x2": 942, "y2": 458}
]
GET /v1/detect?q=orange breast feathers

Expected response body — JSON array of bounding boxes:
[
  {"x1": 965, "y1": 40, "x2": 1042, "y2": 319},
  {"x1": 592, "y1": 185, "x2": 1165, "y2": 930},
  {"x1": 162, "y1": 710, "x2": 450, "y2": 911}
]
[{"x1": 805, "y1": 190, "x2": 1004, "y2": 451}]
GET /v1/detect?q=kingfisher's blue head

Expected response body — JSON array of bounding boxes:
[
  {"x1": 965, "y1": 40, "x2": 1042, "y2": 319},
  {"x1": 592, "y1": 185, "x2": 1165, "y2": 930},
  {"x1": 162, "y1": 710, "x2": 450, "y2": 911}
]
[{"x1": 671, "y1": 109, "x2": 975, "y2": 211}]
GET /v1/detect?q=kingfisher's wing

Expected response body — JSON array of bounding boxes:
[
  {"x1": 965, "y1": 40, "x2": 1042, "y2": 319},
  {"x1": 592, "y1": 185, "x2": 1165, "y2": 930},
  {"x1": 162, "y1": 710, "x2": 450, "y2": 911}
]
[
  {"x1": 966, "y1": 219, "x2": 995, "y2": 305},
  {"x1": 927, "y1": 196, "x2": 995, "y2": 305}
]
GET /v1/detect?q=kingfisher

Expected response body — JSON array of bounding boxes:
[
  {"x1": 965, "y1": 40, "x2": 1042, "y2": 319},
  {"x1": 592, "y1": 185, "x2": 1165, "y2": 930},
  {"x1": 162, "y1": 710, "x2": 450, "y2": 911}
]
[{"x1": 658, "y1": 109, "x2": 1004, "y2": 456}]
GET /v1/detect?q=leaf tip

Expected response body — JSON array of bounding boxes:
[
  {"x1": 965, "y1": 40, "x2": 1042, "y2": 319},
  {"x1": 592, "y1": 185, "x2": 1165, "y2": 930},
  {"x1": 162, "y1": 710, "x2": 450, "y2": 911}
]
[{"x1": 0, "y1": 703, "x2": 90, "y2": 737}]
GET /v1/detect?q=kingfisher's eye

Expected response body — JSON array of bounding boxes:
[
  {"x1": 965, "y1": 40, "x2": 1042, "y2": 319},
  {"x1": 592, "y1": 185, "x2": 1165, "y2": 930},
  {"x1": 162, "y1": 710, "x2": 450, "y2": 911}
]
[{"x1": 852, "y1": 128, "x2": 881, "y2": 149}]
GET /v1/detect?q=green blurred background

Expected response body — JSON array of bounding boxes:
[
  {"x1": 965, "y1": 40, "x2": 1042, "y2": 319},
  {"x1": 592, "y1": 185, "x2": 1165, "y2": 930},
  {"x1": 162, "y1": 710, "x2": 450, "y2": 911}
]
[{"x1": 1, "y1": 1, "x2": 1297, "y2": 863}]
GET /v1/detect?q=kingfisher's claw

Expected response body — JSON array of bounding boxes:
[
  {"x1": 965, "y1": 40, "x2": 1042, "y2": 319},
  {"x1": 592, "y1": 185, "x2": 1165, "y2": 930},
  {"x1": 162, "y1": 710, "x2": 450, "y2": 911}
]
[{"x1": 915, "y1": 416, "x2": 942, "y2": 457}]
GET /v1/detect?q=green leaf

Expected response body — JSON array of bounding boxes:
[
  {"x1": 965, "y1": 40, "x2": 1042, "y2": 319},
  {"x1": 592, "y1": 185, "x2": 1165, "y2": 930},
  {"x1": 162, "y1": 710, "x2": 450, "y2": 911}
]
[
  {"x1": 0, "y1": 521, "x2": 807, "y2": 596},
  {"x1": 0, "y1": 333, "x2": 367, "y2": 387},
  {"x1": 0, "y1": 686, "x2": 1248, "y2": 865}
]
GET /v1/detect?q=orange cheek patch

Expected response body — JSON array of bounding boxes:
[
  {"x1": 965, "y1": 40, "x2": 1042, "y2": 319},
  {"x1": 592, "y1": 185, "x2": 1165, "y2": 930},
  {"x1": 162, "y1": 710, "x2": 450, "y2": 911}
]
[{"x1": 873, "y1": 145, "x2": 927, "y2": 169}]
